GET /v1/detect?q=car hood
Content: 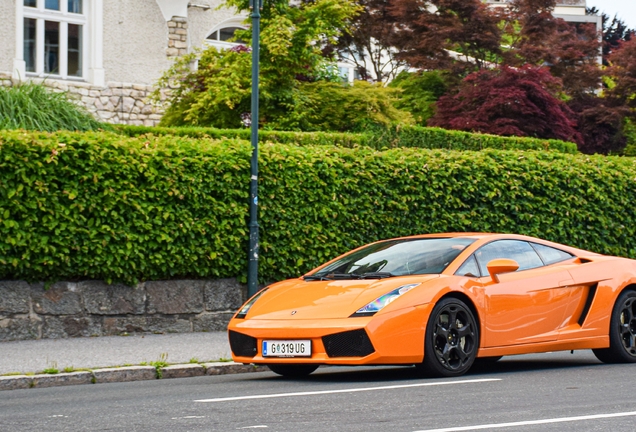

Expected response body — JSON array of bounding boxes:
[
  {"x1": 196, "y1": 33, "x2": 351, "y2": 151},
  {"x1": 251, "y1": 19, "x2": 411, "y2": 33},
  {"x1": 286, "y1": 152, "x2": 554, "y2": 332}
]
[{"x1": 246, "y1": 275, "x2": 440, "y2": 320}]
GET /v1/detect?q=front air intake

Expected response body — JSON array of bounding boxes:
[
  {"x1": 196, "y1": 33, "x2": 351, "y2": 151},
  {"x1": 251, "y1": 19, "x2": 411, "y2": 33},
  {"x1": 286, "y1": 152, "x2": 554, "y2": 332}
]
[
  {"x1": 322, "y1": 329, "x2": 375, "y2": 357},
  {"x1": 229, "y1": 331, "x2": 257, "y2": 357}
]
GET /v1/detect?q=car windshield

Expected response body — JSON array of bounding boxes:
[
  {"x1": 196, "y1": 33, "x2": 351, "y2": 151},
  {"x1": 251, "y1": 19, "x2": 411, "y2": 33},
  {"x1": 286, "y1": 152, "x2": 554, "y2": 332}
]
[{"x1": 307, "y1": 238, "x2": 475, "y2": 279}]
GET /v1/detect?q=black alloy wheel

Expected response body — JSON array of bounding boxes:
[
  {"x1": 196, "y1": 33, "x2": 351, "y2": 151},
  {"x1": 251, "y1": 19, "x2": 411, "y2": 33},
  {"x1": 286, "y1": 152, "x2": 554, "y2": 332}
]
[
  {"x1": 267, "y1": 364, "x2": 319, "y2": 377},
  {"x1": 417, "y1": 297, "x2": 479, "y2": 377},
  {"x1": 594, "y1": 290, "x2": 636, "y2": 363}
]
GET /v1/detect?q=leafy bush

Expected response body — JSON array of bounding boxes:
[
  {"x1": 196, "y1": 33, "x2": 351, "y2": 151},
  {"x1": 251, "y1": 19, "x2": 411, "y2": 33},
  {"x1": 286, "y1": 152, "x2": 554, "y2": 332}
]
[
  {"x1": 156, "y1": 48, "x2": 252, "y2": 128},
  {"x1": 0, "y1": 130, "x2": 630, "y2": 285},
  {"x1": 115, "y1": 124, "x2": 578, "y2": 154},
  {"x1": 623, "y1": 119, "x2": 636, "y2": 156},
  {"x1": 0, "y1": 130, "x2": 250, "y2": 284},
  {"x1": 269, "y1": 81, "x2": 412, "y2": 132},
  {"x1": 0, "y1": 82, "x2": 104, "y2": 132},
  {"x1": 364, "y1": 126, "x2": 578, "y2": 154},
  {"x1": 388, "y1": 71, "x2": 448, "y2": 125}
]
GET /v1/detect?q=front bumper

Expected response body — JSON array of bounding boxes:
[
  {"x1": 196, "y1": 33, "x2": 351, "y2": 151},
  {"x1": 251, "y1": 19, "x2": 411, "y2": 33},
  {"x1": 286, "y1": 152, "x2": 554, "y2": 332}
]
[{"x1": 227, "y1": 304, "x2": 433, "y2": 365}]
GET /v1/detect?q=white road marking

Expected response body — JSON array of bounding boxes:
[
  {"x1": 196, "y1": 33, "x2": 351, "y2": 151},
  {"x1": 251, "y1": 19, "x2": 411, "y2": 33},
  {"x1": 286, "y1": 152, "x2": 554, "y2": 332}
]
[
  {"x1": 414, "y1": 411, "x2": 636, "y2": 431},
  {"x1": 238, "y1": 426, "x2": 268, "y2": 429},
  {"x1": 194, "y1": 378, "x2": 500, "y2": 403},
  {"x1": 171, "y1": 416, "x2": 206, "y2": 420}
]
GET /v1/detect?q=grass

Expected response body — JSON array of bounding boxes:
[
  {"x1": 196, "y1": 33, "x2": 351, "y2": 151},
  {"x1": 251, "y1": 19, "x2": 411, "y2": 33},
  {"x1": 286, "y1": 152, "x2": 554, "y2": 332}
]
[
  {"x1": 150, "y1": 353, "x2": 170, "y2": 379},
  {"x1": 2, "y1": 356, "x2": 236, "y2": 379},
  {"x1": 0, "y1": 82, "x2": 106, "y2": 132},
  {"x1": 42, "y1": 361, "x2": 59, "y2": 375}
]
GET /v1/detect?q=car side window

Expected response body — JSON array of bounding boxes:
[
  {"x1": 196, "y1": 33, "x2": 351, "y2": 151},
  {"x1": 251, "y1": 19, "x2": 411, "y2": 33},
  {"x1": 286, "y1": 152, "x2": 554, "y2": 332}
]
[
  {"x1": 455, "y1": 255, "x2": 481, "y2": 277},
  {"x1": 474, "y1": 240, "x2": 544, "y2": 276},
  {"x1": 530, "y1": 243, "x2": 574, "y2": 265}
]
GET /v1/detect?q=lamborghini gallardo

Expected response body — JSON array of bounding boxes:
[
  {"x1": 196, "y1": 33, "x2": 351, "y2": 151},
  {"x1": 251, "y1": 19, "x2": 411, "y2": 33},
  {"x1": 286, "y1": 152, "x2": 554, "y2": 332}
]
[{"x1": 228, "y1": 233, "x2": 636, "y2": 377}]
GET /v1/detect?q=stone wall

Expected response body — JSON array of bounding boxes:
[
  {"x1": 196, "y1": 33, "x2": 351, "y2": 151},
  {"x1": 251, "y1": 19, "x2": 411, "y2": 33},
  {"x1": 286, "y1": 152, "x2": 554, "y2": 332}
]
[
  {"x1": 0, "y1": 73, "x2": 165, "y2": 126},
  {"x1": 0, "y1": 279, "x2": 246, "y2": 342},
  {"x1": 167, "y1": 17, "x2": 189, "y2": 58}
]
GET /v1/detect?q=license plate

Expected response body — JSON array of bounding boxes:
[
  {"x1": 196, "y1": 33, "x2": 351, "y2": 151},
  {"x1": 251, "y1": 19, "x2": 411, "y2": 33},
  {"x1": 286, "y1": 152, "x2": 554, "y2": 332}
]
[{"x1": 262, "y1": 340, "x2": 311, "y2": 357}]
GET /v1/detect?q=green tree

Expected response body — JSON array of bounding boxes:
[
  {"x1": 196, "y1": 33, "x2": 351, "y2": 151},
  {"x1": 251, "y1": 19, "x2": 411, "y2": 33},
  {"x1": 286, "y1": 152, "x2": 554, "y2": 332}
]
[{"x1": 155, "y1": 0, "x2": 360, "y2": 128}]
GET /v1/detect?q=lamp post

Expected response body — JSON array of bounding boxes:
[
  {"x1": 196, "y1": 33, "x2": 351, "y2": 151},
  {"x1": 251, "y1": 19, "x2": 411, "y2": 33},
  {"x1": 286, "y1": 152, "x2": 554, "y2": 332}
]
[{"x1": 247, "y1": 0, "x2": 262, "y2": 298}]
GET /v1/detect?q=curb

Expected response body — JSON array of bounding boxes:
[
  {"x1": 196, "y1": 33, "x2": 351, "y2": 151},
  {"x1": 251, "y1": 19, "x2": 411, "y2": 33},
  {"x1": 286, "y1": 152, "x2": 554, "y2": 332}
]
[{"x1": 0, "y1": 362, "x2": 268, "y2": 391}]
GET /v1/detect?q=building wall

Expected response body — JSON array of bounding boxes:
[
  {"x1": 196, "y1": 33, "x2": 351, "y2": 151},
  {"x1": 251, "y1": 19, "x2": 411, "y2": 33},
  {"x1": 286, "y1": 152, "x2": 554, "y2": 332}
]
[
  {"x1": 103, "y1": 0, "x2": 171, "y2": 85},
  {"x1": 0, "y1": 1, "x2": 15, "y2": 75},
  {"x1": 188, "y1": 1, "x2": 245, "y2": 48},
  {"x1": 0, "y1": 0, "x2": 246, "y2": 125}
]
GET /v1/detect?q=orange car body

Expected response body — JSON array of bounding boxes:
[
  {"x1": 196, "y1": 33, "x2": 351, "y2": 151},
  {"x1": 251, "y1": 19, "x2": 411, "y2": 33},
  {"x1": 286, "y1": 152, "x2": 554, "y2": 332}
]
[{"x1": 228, "y1": 233, "x2": 636, "y2": 366}]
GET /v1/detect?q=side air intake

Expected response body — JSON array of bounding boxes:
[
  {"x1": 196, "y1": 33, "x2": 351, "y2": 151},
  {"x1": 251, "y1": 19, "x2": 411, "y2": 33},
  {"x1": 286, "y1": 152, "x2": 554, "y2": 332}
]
[{"x1": 578, "y1": 283, "x2": 598, "y2": 326}]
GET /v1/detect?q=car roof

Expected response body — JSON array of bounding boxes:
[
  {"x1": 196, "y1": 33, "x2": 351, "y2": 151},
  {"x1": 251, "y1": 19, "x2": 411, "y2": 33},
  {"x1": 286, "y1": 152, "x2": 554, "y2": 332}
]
[{"x1": 390, "y1": 232, "x2": 600, "y2": 257}]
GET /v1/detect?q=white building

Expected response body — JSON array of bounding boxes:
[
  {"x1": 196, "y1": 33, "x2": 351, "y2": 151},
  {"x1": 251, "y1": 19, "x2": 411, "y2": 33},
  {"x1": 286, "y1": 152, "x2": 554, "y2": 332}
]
[
  {"x1": 486, "y1": 0, "x2": 602, "y2": 34},
  {"x1": 0, "y1": 0, "x2": 247, "y2": 125}
]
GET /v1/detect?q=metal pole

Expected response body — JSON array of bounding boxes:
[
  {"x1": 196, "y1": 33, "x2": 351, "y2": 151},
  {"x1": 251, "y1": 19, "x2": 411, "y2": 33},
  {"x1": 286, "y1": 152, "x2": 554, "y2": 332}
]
[{"x1": 247, "y1": 0, "x2": 261, "y2": 297}]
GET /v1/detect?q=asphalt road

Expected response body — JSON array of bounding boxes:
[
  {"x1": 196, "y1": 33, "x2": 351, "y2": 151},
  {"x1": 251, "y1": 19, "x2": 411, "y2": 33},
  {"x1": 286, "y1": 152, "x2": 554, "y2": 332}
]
[{"x1": 2, "y1": 350, "x2": 636, "y2": 432}]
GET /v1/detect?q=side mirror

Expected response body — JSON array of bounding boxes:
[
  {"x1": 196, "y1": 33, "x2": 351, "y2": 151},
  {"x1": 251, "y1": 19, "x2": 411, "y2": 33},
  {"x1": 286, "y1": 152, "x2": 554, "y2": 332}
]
[{"x1": 487, "y1": 258, "x2": 519, "y2": 282}]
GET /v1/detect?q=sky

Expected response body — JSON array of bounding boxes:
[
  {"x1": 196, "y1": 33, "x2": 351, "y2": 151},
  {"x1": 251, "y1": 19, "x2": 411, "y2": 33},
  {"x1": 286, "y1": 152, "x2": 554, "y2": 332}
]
[{"x1": 587, "y1": 0, "x2": 636, "y2": 30}]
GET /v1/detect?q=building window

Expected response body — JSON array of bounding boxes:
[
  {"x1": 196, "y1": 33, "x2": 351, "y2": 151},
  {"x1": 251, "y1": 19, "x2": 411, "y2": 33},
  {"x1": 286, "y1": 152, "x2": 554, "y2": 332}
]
[
  {"x1": 205, "y1": 25, "x2": 247, "y2": 50},
  {"x1": 23, "y1": 0, "x2": 86, "y2": 79}
]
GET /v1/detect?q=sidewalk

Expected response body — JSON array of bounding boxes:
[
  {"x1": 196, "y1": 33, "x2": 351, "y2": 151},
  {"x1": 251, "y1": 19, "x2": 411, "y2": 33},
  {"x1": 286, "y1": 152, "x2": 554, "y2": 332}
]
[
  {"x1": 0, "y1": 332, "x2": 266, "y2": 391},
  {"x1": 0, "y1": 332, "x2": 233, "y2": 375}
]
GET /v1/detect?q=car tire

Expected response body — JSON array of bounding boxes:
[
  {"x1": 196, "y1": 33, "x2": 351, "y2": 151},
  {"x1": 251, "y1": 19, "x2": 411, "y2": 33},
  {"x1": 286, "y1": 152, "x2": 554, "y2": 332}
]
[
  {"x1": 267, "y1": 364, "x2": 319, "y2": 377},
  {"x1": 593, "y1": 290, "x2": 636, "y2": 364},
  {"x1": 417, "y1": 297, "x2": 479, "y2": 378}
]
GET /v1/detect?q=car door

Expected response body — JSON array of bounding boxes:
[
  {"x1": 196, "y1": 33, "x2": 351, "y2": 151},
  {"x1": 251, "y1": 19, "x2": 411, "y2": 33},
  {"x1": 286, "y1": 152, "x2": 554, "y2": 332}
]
[{"x1": 465, "y1": 240, "x2": 575, "y2": 347}]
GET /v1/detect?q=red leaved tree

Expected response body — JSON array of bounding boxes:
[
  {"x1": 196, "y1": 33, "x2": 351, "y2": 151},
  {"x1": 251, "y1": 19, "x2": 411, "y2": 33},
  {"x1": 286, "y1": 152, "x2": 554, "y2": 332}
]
[
  {"x1": 607, "y1": 38, "x2": 636, "y2": 113},
  {"x1": 388, "y1": 0, "x2": 502, "y2": 73},
  {"x1": 429, "y1": 65, "x2": 582, "y2": 144},
  {"x1": 332, "y1": 0, "x2": 407, "y2": 82},
  {"x1": 501, "y1": 0, "x2": 602, "y2": 97},
  {"x1": 567, "y1": 95, "x2": 627, "y2": 154}
]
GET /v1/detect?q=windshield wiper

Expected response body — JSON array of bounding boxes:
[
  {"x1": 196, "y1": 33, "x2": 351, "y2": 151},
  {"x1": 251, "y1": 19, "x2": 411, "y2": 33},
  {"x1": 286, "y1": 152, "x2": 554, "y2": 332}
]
[
  {"x1": 303, "y1": 274, "x2": 333, "y2": 281},
  {"x1": 304, "y1": 272, "x2": 396, "y2": 281},
  {"x1": 357, "y1": 272, "x2": 396, "y2": 279},
  {"x1": 303, "y1": 273, "x2": 364, "y2": 281}
]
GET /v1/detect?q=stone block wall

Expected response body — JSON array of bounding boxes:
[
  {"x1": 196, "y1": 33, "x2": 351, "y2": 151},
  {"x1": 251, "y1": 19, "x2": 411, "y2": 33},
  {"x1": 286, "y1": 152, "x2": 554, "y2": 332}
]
[
  {"x1": 0, "y1": 279, "x2": 246, "y2": 342},
  {"x1": 167, "y1": 17, "x2": 189, "y2": 58}
]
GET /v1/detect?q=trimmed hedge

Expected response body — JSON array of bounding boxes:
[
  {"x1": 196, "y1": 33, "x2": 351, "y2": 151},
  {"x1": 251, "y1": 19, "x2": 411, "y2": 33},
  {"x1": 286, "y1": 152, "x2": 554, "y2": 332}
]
[
  {"x1": 0, "y1": 129, "x2": 631, "y2": 285},
  {"x1": 115, "y1": 124, "x2": 578, "y2": 154}
]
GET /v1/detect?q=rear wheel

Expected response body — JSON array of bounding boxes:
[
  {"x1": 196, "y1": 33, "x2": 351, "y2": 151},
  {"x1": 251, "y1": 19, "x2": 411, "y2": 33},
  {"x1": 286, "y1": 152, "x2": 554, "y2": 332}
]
[
  {"x1": 593, "y1": 290, "x2": 636, "y2": 364},
  {"x1": 417, "y1": 297, "x2": 479, "y2": 377},
  {"x1": 267, "y1": 364, "x2": 319, "y2": 377}
]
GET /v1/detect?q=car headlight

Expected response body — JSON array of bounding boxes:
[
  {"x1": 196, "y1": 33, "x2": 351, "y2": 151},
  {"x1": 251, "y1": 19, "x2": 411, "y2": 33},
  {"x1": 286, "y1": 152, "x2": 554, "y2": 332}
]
[
  {"x1": 235, "y1": 288, "x2": 268, "y2": 319},
  {"x1": 351, "y1": 283, "x2": 420, "y2": 317}
]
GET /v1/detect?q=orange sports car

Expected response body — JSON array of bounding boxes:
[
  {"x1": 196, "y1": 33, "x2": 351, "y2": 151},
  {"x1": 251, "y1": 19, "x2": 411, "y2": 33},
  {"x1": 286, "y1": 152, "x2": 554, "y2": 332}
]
[{"x1": 228, "y1": 233, "x2": 636, "y2": 377}]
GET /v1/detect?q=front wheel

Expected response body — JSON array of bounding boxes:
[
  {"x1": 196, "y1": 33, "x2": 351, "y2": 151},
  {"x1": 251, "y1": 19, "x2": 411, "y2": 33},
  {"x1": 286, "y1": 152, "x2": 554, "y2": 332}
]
[
  {"x1": 267, "y1": 364, "x2": 319, "y2": 377},
  {"x1": 593, "y1": 290, "x2": 636, "y2": 364},
  {"x1": 417, "y1": 297, "x2": 479, "y2": 378}
]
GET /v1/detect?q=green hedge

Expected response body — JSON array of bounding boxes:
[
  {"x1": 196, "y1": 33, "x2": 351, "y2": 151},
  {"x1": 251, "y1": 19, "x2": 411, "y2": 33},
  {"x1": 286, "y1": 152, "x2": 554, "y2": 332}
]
[
  {"x1": 0, "y1": 129, "x2": 630, "y2": 285},
  {"x1": 115, "y1": 124, "x2": 578, "y2": 154}
]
